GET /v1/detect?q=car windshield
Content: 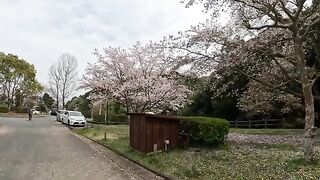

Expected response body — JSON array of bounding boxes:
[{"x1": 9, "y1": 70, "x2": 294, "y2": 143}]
[{"x1": 69, "y1": 112, "x2": 82, "y2": 116}]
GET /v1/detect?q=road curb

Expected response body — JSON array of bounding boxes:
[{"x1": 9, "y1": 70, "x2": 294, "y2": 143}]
[{"x1": 69, "y1": 127, "x2": 175, "y2": 180}]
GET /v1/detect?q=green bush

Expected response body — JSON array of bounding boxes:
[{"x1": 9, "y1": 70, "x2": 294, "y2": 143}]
[
  {"x1": 81, "y1": 110, "x2": 91, "y2": 118},
  {"x1": 93, "y1": 115, "x2": 105, "y2": 122},
  {"x1": 12, "y1": 106, "x2": 28, "y2": 113},
  {"x1": 110, "y1": 115, "x2": 128, "y2": 124},
  {"x1": 93, "y1": 114, "x2": 128, "y2": 124},
  {"x1": 0, "y1": 104, "x2": 9, "y2": 113},
  {"x1": 36, "y1": 105, "x2": 47, "y2": 112},
  {"x1": 180, "y1": 116, "x2": 229, "y2": 145}
]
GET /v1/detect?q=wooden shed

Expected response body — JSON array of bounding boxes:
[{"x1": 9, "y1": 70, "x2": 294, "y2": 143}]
[{"x1": 128, "y1": 113, "x2": 180, "y2": 153}]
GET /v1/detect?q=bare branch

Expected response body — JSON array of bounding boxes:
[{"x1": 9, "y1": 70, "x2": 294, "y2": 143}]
[
  {"x1": 246, "y1": 23, "x2": 291, "y2": 30},
  {"x1": 279, "y1": 0, "x2": 294, "y2": 20},
  {"x1": 302, "y1": 16, "x2": 320, "y2": 38}
]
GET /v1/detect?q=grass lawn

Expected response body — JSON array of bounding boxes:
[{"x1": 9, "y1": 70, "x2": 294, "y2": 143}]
[
  {"x1": 74, "y1": 125, "x2": 320, "y2": 180},
  {"x1": 230, "y1": 128, "x2": 314, "y2": 136}
]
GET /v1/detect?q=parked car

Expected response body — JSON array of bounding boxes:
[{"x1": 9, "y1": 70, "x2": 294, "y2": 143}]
[
  {"x1": 30, "y1": 109, "x2": 40, "y2": 115},
  {"x1": 50, "y1": 110, "x2": 57, "y2": 116},
  {"x1": 62, "y1": 111, "x2": 86, "y2": 126},
  {"x1": 32, "y1": 110, "x2": 40, "y2": 115},
  {"x1": 57, "y1": 110, "x2": 67, "y2": 122}
]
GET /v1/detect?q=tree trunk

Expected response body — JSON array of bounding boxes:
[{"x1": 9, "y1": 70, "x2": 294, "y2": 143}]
[
  {"x1": 106, "y1": 101, "x2": 109, "y2": 124},
  {"x1": 7, "y1": 101, "x2": 11, "y2": 111},
  {"x1": 302, "y1": 80, "x2": 316, "y2": 161},
  {"x1": 295, "y1": 37, "x2": 317, "y2": 161},
  {"x1": 62, "y1": 88, "x2": 65, "y2": 109},
  {"x1": 20, "y1": 96, "x2": 23, "y2": 107},
  {"x1": 56, "y1": 86, "x2": 59, "y2": 110},
  {"x1": 91, "y1": 108, "x2": 94, "y2": 119}
]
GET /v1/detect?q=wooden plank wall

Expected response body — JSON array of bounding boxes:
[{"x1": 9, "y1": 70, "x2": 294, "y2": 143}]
[
  {"x1": 130, "y1": 114, "x2": 180, "y2": 153},
  {"x1": 145, "y1": 116, "x2": 179, "y2": 153},
  {"x1": 130, "y1": 115, "x2": 147, "y2": 153}
]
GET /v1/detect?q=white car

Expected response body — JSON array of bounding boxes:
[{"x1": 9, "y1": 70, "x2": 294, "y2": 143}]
[
  {"x1": 62, "y1": 111, "x2": 86, "y2": 126},
  {"x1": 32, "y1": 110, "x2": 40, "y2": 115},
  {"x1": 57, "y1": 110, "x2": 67, "y2": 122}
]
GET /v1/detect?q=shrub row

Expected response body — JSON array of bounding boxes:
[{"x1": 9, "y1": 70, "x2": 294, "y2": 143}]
[
  {"x1": 11, "y1": 106, "x2": 28, "y2": 113},
  {"x1": 0, "y1": 105, "x2": 30, "y2": 113},
  {"x1": 0, "y1": 104, "x2": 9, "y2": 113},
  {"x1": 111, "y1": 115, "x2": 128, "y2": 123},
  {"x1": 93, "y1": 114, "x2": 128, "y2": 124},
  {"x1": 179, "y1": 116, "x2": 229, "y2": 145}
]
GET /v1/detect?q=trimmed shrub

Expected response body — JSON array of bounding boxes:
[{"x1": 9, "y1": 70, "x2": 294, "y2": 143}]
[
  {"x1": 180, "y1": 116, "x2": 229, "y2": 145},
  {"x1": 0, "y1": 104, "x2": 9, "y2": 113}
]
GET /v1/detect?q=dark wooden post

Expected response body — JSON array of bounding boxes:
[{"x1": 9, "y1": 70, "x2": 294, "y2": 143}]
[
  {"x1": 106, "y1": 101, "x2": 109, "y2": 124},
  {"x1": 264, "y1": 118, "x2": 267, "y2": 128},
  {"x1": 249, "y1": 119, "x2": 251, "y2": 129},
  {"x1": 282, "y1": 118, "x2": 285, "y2": 128},
  {"x1": 235, "y1": 119, "x2": 238, "y2": 128}
]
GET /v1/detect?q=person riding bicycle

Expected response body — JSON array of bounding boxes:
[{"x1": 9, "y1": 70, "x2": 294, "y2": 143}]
[{"x1": 28, "y1": 108, "x2": 33, "y2": 120}]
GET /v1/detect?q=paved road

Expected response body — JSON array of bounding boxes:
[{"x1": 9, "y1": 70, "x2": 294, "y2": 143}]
[{"x1": 0, "y1": 116, "x2": 161, "y2": 180}]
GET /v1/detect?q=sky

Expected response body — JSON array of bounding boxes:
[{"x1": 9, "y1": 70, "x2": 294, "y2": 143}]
[{"x1": 0, "y1": 0, "x2": 208, "y2": 91}]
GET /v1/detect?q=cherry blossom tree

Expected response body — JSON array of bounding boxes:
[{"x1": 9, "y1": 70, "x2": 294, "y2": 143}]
[
  {"x1": 82, "y1": 42, "x2": 191, "y2": 113},
  {"x1": 163, "y1": 0, "x2": 320, "y2": 160}
]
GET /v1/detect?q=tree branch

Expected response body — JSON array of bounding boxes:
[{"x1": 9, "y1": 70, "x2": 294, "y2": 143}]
[
  {"x1": 233, "y1": 64, "x2": 303, "y2": 98},
  {"x1": 302, "y1": 16, "x2": 320, "y2": 38},
  {"x1": 294, "y1": 0, "x2": 307, "y2": 19},
  {"x1": 279, "y1": 0, "x2": 294, "y2": 20},
  {"x1": 246, "y1": 23, "x2": 291, "y2": 30}
]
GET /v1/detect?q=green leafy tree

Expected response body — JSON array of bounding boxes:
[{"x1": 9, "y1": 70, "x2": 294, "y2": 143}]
[
  {"x1": 42, "y1": 93, "x2": 54, "y2": 110},
  {"x1": 0, "y1": 52, "x2": 42, "y2": 110},
  {"x1": 65, "y1": 92, "x2": 92, "y2": 117},
  {"x1": 180, "y1": 71, "x2": 247, "y2": 121},
  {"x1": 14, "y1": 90, "x2": 23, "y2": 107}
]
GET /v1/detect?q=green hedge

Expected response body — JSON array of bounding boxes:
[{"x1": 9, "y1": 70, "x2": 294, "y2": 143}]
[
  {"x1": 180, "y1": 116, "x2": 229, "y2": 145},
  {"x1": 93, "y1": 114, "x2": 128, "y2": 124},
  {"x1": 93, "y1": 115, "x2": 105, "y2": 122},
  {"x1": 0, "y1": 104, "x2": 9, "y2": 113},
  {"x1": 111, "y1": 115, "x2": 128, "y2": 123},
  {"x1": 11, "y1": 106, "x2": 28, "y2": 113}
]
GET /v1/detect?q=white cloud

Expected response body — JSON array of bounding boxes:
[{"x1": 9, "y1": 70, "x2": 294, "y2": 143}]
[{"x1": 0, "y1": 0, "x2": 208, "y2": 95}]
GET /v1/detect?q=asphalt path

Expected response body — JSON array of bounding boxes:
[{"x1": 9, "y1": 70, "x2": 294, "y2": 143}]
[{"x1": 0, "y1": 116, "x2": 160, "y2": 180}]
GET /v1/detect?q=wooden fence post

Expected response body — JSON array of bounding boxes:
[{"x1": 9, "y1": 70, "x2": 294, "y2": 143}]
[
  {"x1": 264, "y1": 119, "x2": 267, "y2": 128},
  {"x1": 282, "y1": 118, "x2": 285, "y2": 128},
  {"x1": 235, "y1": 119, "x2": 238, "y2": 128},
  {"x1": 249, "y1": 119, "x2": 251, "y2": 129}
]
